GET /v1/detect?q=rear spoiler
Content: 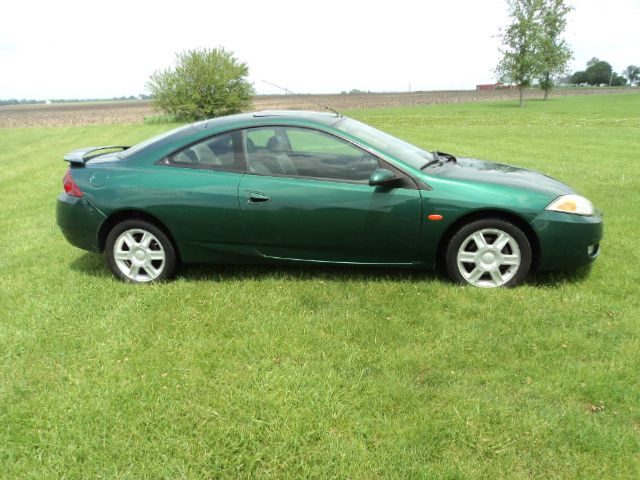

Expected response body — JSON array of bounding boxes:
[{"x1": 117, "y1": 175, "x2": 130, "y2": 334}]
[{"x1": 63, "y1": 146, "x2": 130, "y2": 165}]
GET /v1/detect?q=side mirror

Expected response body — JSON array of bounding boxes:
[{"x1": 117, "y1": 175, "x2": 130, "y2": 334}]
[{"x1": 369, "y1": 168, "x2": 398, "y2": 187}]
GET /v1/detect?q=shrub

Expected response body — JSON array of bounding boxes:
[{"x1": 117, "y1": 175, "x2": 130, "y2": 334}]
[{"x1": 147, "y1": 48, "x2": 254, "y2": 121}]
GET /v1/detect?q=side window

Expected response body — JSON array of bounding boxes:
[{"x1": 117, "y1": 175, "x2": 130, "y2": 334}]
[
  {"x1": 245, "y1": 127, "x2": 380, "y2": 182},
  {"x1": 287, "y1": 129, "x2": 357, "y2": 156},
  {"x1": 167, "y1": 131, "x2": 244, "y2": 172}
]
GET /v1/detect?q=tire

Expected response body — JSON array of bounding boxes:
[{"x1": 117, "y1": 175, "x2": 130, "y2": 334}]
[
  {"x1": 445, "y1": 218, "x2": 532, "y2": 288},
  {"x1": 105, "y1": 219, "x2": 177, "y2": 283}
]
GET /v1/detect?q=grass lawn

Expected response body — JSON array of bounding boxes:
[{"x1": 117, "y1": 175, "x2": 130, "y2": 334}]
[{"x1": 1, "y1": 93, "x2": 639, "y2": 478}]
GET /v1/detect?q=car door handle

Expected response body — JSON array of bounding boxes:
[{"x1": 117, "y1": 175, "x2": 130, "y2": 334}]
[{"x1": 248, "y1": 192, "x2": 271, "y2": 204}]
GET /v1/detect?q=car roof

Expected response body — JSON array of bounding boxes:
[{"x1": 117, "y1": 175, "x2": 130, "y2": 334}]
[
  {"x1": 193, "y1": 110, "x2": 343, "y2": 130},
  {"x1": 119, "y1": 110, "x2": 347, "y2": 161}
]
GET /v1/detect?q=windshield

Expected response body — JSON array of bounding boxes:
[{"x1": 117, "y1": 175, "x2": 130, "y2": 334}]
[{"x1": 334, "y1": 118, "x2": 434, "y2": 169}]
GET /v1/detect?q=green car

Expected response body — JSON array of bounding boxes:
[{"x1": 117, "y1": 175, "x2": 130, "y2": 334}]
[{"x1": 56, "y1": 110, "x2": 602, "y2": 287}]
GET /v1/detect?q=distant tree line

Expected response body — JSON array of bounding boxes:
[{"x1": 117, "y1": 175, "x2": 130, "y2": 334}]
[
  {"x1": 570, "y1": 59, "x2": 638, "y2": 87},
  {"x1": 0, "y1": 94, "x2": 152, "y2": 106},
  {"x1": 340, "y1": 89, "x2": 372, "y2": 95},
  {"x1": 570, "y1": 57, "x2": 640, "y2": 87},
  {"x1": 0, "y1": 99, "x2": 45, "y2": 106}
]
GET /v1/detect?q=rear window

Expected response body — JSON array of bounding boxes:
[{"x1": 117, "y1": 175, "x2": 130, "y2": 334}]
[{"x1": 117, "y1": 124, "x2": 194, "y2": 160}]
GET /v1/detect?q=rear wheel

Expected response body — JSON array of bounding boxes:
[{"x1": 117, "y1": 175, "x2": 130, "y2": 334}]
[
  {"x1": 445, "y1": 218, "x2": 531, "y2": 288},
  {"x1": 106, "y1": 219, "x2": 177, "y2": 283}
]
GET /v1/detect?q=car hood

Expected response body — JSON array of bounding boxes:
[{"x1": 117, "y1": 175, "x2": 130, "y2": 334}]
[{"x1": 429, "y1": 157, "x2": 575, "y2": 197}]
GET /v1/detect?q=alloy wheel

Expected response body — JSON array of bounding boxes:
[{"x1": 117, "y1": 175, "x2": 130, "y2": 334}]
[
  {"x1": 112, "y1": 228, "x2": 166, "y2": 282},
  {"x1": 456, "y1": 228, "x2": 522, "y2": 288}
]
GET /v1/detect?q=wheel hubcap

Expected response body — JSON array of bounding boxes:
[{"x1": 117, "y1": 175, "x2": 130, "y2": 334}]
[
  {"x1": 456, "y1": 228, "x2": 521, "y2": 288},
  {"x1": 113, "y1": 229, "x2": 165, "y2": 282}
]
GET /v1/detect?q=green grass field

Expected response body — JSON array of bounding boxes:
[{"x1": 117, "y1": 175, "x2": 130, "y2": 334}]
[{"x1": 1, "y1": 94, "x2": 639, "y2": 478}]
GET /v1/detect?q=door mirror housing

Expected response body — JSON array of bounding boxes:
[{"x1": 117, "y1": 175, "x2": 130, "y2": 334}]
[{"x1": 369, "y1": 168, "x2": 398, "y2": 187}]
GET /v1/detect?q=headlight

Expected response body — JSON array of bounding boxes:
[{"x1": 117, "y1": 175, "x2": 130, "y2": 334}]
[{"x1": 545, "y1": 194, "x2": 594, "y2": 215}]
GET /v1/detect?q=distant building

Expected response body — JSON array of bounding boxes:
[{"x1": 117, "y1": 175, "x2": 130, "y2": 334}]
[
  {"x1": 476, "y1": 82, "x2": 517, "y2": 91},
  {"x1": 45, "y1": 99, "x2": 52, "y2": 105},
  {"x1": 557, "y1": 75, "x2": 572, "y2": 86},
  {"x1": 476, "y1": 82, "x2": 502, "y2": 91}
]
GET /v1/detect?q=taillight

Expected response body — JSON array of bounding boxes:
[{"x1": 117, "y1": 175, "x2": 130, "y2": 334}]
[{"x1": 63, "y1": 168, "x2": 84, "y2": 197}]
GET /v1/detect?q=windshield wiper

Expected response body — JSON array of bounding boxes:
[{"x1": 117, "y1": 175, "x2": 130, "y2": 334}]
[
  {"x1": 421, "y1": 151, "x2": 442, "y2": 169},
  {"x1": 438, "y1": 151, "x2": 457, "y2": 163},
  {"x1": 421, "y1": 151, "x2": 457, "y2": 169}
]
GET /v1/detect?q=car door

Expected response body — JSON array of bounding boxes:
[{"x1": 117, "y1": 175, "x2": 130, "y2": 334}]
[
  {"x1": 238, "y1": 126, "x2": 422, "y2": 264},
  {"x1": 146, "y1": 130, "x2": 248, "y2": 262}
]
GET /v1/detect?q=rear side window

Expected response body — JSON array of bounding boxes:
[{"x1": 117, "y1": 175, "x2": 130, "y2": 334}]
[{"x1": 165, "y1": 131, "x2": 245, "y2": 172}]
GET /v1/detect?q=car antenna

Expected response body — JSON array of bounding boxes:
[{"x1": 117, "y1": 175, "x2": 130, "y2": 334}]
[{"x1": 261, "y1": 80, "x2": 342, "y2": 117}]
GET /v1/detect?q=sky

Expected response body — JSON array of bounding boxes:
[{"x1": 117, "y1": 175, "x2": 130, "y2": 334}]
[{"x1": 1, "y1": 0, "x2": 638, "y2": 100}]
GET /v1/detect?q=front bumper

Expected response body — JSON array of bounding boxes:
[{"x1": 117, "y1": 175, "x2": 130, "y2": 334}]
[
  {"x1": 56, "y1": 194, "x2": 106, "y2": 253},
  {"x1": 531, "y1": 210, "x2": 603, "y2": 271}
]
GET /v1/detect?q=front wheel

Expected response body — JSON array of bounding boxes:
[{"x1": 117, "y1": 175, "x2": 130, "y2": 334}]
[
  {"x1": 105, "y1": 219, "x2": 177, "y2": 283},
  {"x1": 445, "y1": 219, "x2": 532, "y2": 288}
]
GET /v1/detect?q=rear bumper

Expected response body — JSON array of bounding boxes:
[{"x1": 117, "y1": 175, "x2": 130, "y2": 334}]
[
  {"x1": 532, "y1": 210, "x2": 603, "y2": 271},
  {"x1": 56, "y1": 194, "x2": 106, "y2": 253}
]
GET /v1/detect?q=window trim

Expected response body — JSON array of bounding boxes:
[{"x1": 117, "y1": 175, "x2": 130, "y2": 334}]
[
  {"x1": 153, "y1": 123, "x2": 428, "y2": 191},
  {"x1": 242, "y1": 125, "x2": 422, "y2": 190}
]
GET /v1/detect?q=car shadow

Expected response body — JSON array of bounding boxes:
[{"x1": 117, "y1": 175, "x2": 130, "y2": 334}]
[
  {"x1": 69, "y1": 252, "x2": 593, "y2": 287},
  {"x1": 69, "y1": 253, "x2": 114, "y2": 279},
  {"x1": 69, "y1": 253, "x2": 439, "y2": 283},
  {"x1": 527, "y1": 264, "x2": 594, "y2": 287},
  {"x1": 178, "y1": 263, "x2": 440, "y2": 283}
]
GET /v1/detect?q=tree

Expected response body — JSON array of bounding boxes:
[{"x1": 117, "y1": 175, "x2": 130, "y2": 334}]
[
  {"x1": 624, "y1": 65, "x2": 639, "y2": 85},
  {"x1": 570, "y1": 70, "x2": 588, "y2": 84},
  {"x1": 147, "y1": 48, "x2": 253, "y2": 121},
  {"x1": 610, "y1": 73, "x2": 627, "y2": 87},
  {"x1": 537, "y1": 0, "x2": 572, "y2": 100},
  {"x1": 585, "y1": 60, "x2": 612, "y2": 85},
  {"x1": 497, "y1": 0, "x2": 544, "y2": 107},
  {"x1": 586, "y1": 57, "x2": 600, "y2": 67}
]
